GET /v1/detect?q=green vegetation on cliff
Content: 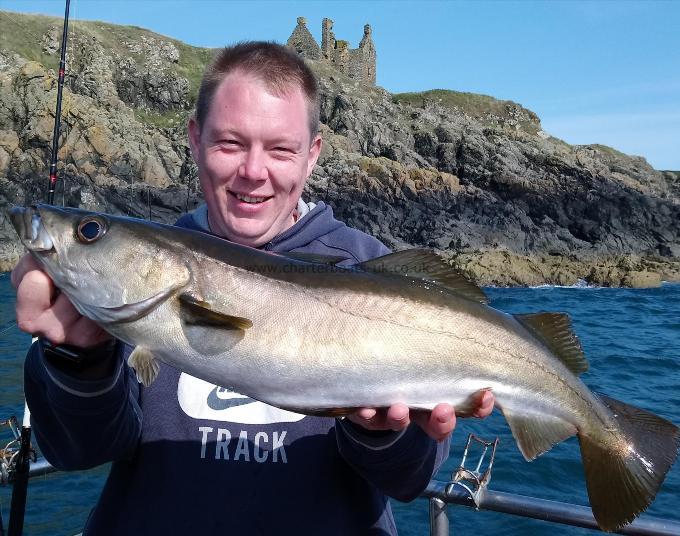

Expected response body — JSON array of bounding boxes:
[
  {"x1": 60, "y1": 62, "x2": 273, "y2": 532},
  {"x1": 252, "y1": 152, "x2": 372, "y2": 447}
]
[
  {"x1": 0, "y1": 11, "x2": 56, "y2": 67},
  {"x1": 0, "y1": 10, "x2": 212, "y2": 110},
  {"x1": 134, "y1": 109, "x2": 191, "y2": 129},
  {"x1": 392, "y1": 88, "x2": 542, "y2": 134}
]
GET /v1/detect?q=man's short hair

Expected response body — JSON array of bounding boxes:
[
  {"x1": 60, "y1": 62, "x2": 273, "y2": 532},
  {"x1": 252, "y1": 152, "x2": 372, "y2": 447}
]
[{"x1": 195, "y1": 41, "x2": 320, "y2": 138}]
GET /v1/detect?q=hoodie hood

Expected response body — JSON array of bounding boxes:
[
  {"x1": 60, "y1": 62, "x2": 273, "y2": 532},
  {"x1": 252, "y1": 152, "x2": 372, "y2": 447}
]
[
  {"x1": 265, "y1": 201, "x2": 346, "y2": 252},
  {"x1": 176, "y1": 200, "x2": 389, "y2": 266},
  {"x1": 177, "y1": 201, "x2": 346, "y2": 252}
]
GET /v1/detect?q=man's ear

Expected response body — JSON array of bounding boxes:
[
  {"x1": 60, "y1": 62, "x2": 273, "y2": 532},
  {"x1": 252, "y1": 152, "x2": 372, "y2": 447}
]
[
  {"x1": 306, "y1": 134, "x2": 323, "y2": 178},
  {"x1": 187, "y1": 115, "x2": 201, "y2": 162}
]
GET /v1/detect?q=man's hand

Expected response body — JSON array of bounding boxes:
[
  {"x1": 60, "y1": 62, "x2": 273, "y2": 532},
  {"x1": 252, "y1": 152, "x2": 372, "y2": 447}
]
[
  {"x1": 11, "y1": 254, "x2": 111, "y2": 348},
  {"x1": 347, "y1": 390, "x2": 495, "y2": 442}
]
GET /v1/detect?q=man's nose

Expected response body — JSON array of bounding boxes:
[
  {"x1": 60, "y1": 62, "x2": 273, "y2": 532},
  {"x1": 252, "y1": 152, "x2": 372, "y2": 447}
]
[{"x1": 238, "y1": 147, "x2": 267, "y2": 181}]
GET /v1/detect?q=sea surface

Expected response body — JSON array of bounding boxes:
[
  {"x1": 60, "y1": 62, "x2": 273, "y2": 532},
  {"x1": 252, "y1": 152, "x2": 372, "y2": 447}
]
[{"x1": 1, "y1": 273, "x2": 679, "y2": 535}]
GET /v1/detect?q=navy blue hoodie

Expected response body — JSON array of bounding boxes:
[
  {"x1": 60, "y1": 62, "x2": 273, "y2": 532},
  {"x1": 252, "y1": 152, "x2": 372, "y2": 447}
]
[{"x1": 25, "y1": 202, "x2": 450, "y2": 535}]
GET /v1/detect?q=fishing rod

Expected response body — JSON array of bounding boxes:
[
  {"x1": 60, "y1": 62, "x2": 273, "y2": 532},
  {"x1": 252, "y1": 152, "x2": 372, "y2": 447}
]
[
  {"x1": 6, "y1": 2, "x2": 72, "y2": 535},
  {"x1": 47, "y1": 0, "x2": 71, "y2": 205},
  {"x1": 6, "y1": 413, "x2": 32, "y2": 536}
]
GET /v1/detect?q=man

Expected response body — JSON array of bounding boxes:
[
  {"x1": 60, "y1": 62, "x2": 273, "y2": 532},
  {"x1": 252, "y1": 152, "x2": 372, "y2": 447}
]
[{"x1": 12, "y1": 42, "x2": 493, "y2": 534}]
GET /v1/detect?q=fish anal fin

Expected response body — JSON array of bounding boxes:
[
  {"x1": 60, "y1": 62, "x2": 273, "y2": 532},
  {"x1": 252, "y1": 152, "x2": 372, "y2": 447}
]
[
  {"x1": 579, "y1": 394, "x2": 679, "y2": 532},
  {"x1": 179, "y1": 293, "x2": 252, "y2": 330},
  {"x1": 502, "y1": 407, "x2": 576, "y2": 461},
  {"x1": 453, "y1": 387, "x2": 494, "y2": 417},
  {"x1": 128, "y1": 346, "x2": 160, "y2": 387},
  {"x1": 515, "y1": 312, "x2": 588, "y2": 375},
  {"x1": 358, "y1": 249, "x2": 488, "y2": 304}
]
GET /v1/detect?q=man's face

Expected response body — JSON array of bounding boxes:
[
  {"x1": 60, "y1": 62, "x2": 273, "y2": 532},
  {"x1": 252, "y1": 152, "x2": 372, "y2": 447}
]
[{"x1": 188, "y1": 71, "x2": 321, "y2": 247}]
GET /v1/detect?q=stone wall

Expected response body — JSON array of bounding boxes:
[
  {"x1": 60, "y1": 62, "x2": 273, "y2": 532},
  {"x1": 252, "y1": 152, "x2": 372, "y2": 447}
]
[
  {"x1": 286, "y1": 17, "x2": 322, "y2": 60},
  {"x1": 287, "y1": 17, "x2": 376, "y2": 86}
]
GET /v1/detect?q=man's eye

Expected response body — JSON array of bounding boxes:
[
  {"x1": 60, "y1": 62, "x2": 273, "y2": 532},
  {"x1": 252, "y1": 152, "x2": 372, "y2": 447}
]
[{"x1": 219, "y1": 140, "x2": 240, "y2": 147}]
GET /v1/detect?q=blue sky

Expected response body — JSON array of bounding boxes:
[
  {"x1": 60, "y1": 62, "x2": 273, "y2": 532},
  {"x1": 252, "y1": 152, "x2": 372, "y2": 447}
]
[{"x1": 2, "y1": 0, "x2": 679, "y2": 170}]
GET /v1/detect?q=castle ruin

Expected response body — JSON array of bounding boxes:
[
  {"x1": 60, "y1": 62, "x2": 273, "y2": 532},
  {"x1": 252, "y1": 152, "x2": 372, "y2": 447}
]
[{"x1": 286, "y1": 17, "x2": 376, "y2": 86}]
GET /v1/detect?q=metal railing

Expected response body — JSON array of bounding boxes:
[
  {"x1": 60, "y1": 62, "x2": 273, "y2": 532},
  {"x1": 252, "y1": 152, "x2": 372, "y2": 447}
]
[
  {"x1": 423, "y1": 480, "x2": 680, "y2": 536},
  {"x1": 423, "y1": 434, "x2": 680, "y2": 536},
  {"x1": 3, "y1": 425, "x2": 680, "y2": 536}
]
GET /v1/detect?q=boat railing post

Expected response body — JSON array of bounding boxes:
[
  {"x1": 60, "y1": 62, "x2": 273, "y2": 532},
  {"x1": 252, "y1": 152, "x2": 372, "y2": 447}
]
[
  {"x1": 429, "y1": 497, "x2": 449, "y2": 536},
  {"x1": 426, "y1": 433, "x2": 498, "y2": 536}
]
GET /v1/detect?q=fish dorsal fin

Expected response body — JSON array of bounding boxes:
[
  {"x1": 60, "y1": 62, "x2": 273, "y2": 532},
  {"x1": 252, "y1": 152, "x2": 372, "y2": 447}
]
[
  {"x1": 515, "y1": 312, "x2": 588, "y2": 375},
  {"x1": 279, "y1": 252, "x2": 347, "y2": 266},
  {"x1": 179, "y1": 293, "x2": 253, "y2": 330},
  {"x1": 358, "y1": 249, "x2": 488, "y2": 304}
]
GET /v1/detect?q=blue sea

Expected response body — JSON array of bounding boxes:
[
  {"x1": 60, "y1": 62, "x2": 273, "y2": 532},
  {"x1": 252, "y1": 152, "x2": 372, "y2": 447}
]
[{"x1": 1, "y1": 273, "x2": 679, "y2": 535}]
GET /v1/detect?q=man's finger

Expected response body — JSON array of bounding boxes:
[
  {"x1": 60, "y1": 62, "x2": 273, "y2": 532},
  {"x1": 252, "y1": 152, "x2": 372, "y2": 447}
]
[
  {"x1": 348, "y1": 407, "x2": 378, "y2": 429},
  {"x1": 35, "y1": 293, "x2": 84, "y2": 345},
  {"x1": 15, "y1": 269, "x2": 56, "y2": 334},
  {"x1": 385, "y1": 403, "x2": 410, "y2": 431},
  {"x1": 355, "y1": 407, "x2": 377, "y2": 420},
  {"x1": 428, "y1": 403, "x2": 457, "y2": 441},
  {"x1": 410, "y1": 403, "x2": 456, "y2": 441},
  {"x1": 69, "y1": 316, "x2": 111, "y2": 348},
  {"x1": 10, "y1": 255, "x2": 42, "y2": 289},
  {"x1": 472, "y1": 390, "x2": 495, "y2": 418}
]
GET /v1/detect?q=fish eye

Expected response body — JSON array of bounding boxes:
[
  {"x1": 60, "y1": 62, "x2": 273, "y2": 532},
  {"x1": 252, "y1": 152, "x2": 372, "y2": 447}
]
[{"x1": 76, "y1": 217, "x2": 107, "y2": 243}]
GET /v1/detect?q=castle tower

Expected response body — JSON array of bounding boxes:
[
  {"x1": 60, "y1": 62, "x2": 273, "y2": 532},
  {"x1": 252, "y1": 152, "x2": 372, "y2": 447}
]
[
  {"x1": 286, "y1": 17, "x2": 322, "y2": 60},
  {"x1": 333, "y1": 40, "x2": 350, "y2": 75},
  {"x1": 358, "y1": 24, "x2": 376, "y2": 85},
  {"x1": 321, "y1": 18, "x2": 335, "y2": 60},
  {"x1": 286, "y1": 16, "x2": 376, "y2": 86}
]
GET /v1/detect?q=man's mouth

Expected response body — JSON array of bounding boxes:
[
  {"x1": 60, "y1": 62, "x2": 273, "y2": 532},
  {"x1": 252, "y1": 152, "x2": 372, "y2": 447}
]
[{"x1": 232, "y1": 192, "x2": 272, "y2": 204}]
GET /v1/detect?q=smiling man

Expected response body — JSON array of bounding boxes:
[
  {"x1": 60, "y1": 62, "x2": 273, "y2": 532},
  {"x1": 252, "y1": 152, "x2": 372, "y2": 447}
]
[
  {"x1": 14, "y1": 42, "x2": 493, "y2": 534},
  {"x1": 188, "y1": 65, "x2": 321, "y2": 246}
]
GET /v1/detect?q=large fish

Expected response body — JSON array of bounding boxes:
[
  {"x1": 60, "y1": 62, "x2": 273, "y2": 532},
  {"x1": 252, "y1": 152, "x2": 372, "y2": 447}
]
[{"x1": 9, "y1": 204, "x2": 679, "y2": 531}]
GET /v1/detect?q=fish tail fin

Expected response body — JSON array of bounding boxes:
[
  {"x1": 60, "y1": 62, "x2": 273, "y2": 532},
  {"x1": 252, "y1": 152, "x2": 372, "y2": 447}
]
[{"x1": 578, "y1": 394, "x2": 679, "y2": 532}]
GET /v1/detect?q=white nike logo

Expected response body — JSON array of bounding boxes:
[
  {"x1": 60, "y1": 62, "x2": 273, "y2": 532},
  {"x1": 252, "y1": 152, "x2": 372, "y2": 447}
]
[{"x1": 177, "y1": 373, "x2": 306, "y2": 424}]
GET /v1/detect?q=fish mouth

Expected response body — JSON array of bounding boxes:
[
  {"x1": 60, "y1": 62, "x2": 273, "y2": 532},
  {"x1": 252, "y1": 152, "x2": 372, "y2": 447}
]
[{"x1": 8, "y1": 206, "x2": 54, "y2": 252}]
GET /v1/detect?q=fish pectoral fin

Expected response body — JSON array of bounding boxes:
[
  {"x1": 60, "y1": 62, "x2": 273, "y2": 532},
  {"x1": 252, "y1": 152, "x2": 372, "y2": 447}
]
[
  {"x1": 358, "y1": 249, "x2": 488, "y2": 304},
  {"x1": 128, "y1": 346, "x2": 160, "y2": 387},
  {"x1": 502, "y1": 407, "x2": 577, "y2": 461},
  {"x1": 179, "y1": 293, "x2": 253, "y2": 330},
  {"x1": 178, "y1": 293, "x2": 249, "y2": 356},
  {"x1": 514, "y1": 312, "x2": 588, "y2": 375}
]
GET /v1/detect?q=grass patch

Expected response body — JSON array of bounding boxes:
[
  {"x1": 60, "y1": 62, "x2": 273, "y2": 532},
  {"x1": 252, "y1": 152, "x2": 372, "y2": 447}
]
[
  {"x1": 547, "y1": 136, "x2": 572, "y2": 150},
  {"x1": 174, "y1": 43, "x2": 214, "y2": 104},
  {"x1": 0, "y1": 11, "x2": 61, "y2": 67},
  {"x1": 1, "y1": 10, "x2": 214, "y2": 108},
  {"x1": 584, "y1": 144, "x2": 630, "y2": 159},
  {"x1": 394, "y1": 89, "x2": 503, "y2": 115},
  {"x1": 134, "y1": 108, "x2": 190, "y2": 129},
  {"x1": 393, "y1": 89, "x2": 541, "y2": 134}
]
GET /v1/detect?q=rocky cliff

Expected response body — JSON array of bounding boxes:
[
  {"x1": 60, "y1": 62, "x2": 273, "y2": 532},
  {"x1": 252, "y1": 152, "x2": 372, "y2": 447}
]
[{"x1": 1, "y1": 11, "x2": 678, "y2": 286}]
